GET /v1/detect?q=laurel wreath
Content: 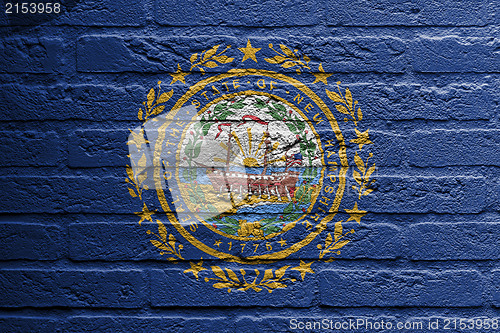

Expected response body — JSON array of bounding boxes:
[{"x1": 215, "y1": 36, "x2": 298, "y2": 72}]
[
  {"x1": 126, "y1": 41, "x2": 376, "y2": 292},
  {"x1": 205, "y1": 265, "x2": 295, "y2": 293}
]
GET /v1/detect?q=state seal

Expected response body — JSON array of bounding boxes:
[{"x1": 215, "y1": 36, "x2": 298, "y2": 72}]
[{"x1": 126, "y1": 41, "x2": 375, "y2": 292}]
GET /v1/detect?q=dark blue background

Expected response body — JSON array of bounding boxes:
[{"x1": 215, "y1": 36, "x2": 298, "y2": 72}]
[{"x1": 0, "y1": 0, "x2": 499, "y2": 332}]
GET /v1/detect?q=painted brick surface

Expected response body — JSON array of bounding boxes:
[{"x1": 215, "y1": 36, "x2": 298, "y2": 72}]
[
  {"x1": 0, "y1": 317, "x2": 60, "y2": 333},
  {"x1": 319, "y1": 270, "x2": 484, "y2": 307},
  {"x1": 0, "y1": 38, "x2": 64, "y2": 73},
  {"x1": 155, "y1": 0, "x2": 321, "y2": 27},
  {"x1": 405, "y1": 223, "x2": 500, "y2": 260},
  {"x1": 0, "y1": 270, "x2": 146, "y2": 308},
  {"x1": 0, "y1": 131, "x2": 61, "y2": 166},
  {"x1": 327, "y1": 0, "x2": 492, "y2": 26},
  {"x1": 410, "y1": 37, "x2": 500, "y2": 73},
  {"x1": 1, "y1": 0, "x2": 499, "y2": 331},
  {"x1": 0, "y1": 223, "x2": 65, "y2": 260}
]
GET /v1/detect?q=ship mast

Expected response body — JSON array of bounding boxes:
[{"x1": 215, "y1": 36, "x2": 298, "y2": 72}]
[{"x1": 261, "y1": 130, "x2": 271, "y2": 175}]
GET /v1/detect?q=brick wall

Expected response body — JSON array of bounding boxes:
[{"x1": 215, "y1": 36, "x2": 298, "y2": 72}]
[{"x1": 0, "y1": 0, "x2": 499, "y2": 332}]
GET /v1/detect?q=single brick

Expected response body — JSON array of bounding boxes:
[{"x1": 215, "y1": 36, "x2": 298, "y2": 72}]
[
  {"x1": 410, "y1": 37, "x2": 499, "y2": 73},
  {"x1": 0, "y1": 317, "x2": 60, "y2": 333},
  {"x1": 68, "y1": 129, "x2": 129, "y2": 168},
  {"x1": 409, "y1": 130, "x2": 500, "y2": 167},
  {"x1": 319, "y1": 270, "x2": 484, "y2": 307},
  {"x1": 0, "y1": 270, "x2": 146, "y2": 308},
  {"x1": 155, "y1": 0, "x2": 320, "y2": 26},
  {"x1": 493, "y1": 270, "x2": 500, "y2": 307},
  {"x1": 0, "y1": 38, "x2": 64, "y2": 73},
  {"x1": 334, "y1": 223, "x2": 401, "y2": 259},
  {"x1": 327, "y1": 0, "x2": 491, "y2": 26},
  {"x1": 77, "y1": 36, "x2": 175, "y2": 73},
  {"x1": 314, "y1": 37, "x2": 406, "y2": 73},
  {"x1": 360, "y1": 176, "x2": 489, "y2": 214},
  {"x1": 0, "y1": 176, "x2": 139, "y2": 214},
  {"x1": 150, "y1": 267, "x2": 316, "y2": 307},
  {"x1": 0, "y1": 223, "x2": 65, "y2": 260},
  {"x1": 65, "y1": 316, "x2": 232, "y2": 333},
  {"x1": 405, "y1": 223, "x2": 500, "y2": 260},
  {"x1": 0, "y1": 84, "x2": 143, "y2": 121},
  {"x1": 69, "y1": 222, "x2": 155, "y2": 261},
  {"x1": 0, "y1": 131, "x2": 61, "y2": 167}
]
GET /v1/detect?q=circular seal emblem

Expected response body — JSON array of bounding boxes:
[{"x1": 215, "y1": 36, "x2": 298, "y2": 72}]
[{"x1": 127, "y1": 41, "x2": 375, "y2": 292}]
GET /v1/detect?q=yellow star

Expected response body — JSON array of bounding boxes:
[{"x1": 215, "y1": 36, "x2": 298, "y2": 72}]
[
  {"x1": 127, "y1": 128, "x2": 148, "y2": 150},
  {"x1": 184, "y1": 260, "x2": 207, "y2": 280},
  {"x1": 312, "y1": 63, "x2": 332, "y2": 85},
  {"x1": 170, "y1": 63, "x2": 189, "y2": 84},
  {"x1": 135, "y1": 203, "x2": 156, "y2": 225},
  {"x1": 238, "y1": 39, "x2": 261, "y2": 63},
  {"x1": 350, "y1": 128, "x2": 373, "y2": 150},
  {"x1": 278, "y1": 238, "x2": 287, "y2": 247},
  {"x1": 214, "y1": 239, "x2": 222, "y2": 248},
  {"x1": 291, "y1": 260, "x2": 315, "y2": 281},
  {"x1": 345, "y1": 202, "x2": 367, "y2": 224}
]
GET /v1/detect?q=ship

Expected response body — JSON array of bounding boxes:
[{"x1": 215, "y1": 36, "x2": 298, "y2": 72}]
[{"x1": 206, "y1": 132, "x2": 301, "y2": 202}]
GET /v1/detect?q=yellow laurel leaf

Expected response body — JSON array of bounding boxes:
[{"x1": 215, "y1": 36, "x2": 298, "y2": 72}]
[
  {"x1": 213, "y1": 55, "x2": 234, "y2": 64},
  {"x1": 262, "y1": 269, "x2": 274, "y2": 282},
  {"x1": 362, "y1": 189, "x2": 374, "y2": 196},
  {"x1": 157, "y1": 219, "x2": 167, "y2": 243},
  {"x1": 128, "y1": 188, "x2": 137, "y2": 198},
  {"x1": 326, "y1": 89, "x2": 344, "y2": 104},
  {"x1": 354, "y1": 152, "x2": 365, "y2": 173},
  {"x1": 190, "y1": 53, "x2": 198, "y2": 63},
  {"x1": 211, "y1": 266, "x2": 228, "y2": 281},
  {"x1": 147, "y1": 88, "x2": 155, "y2": 109},
  {"x1": 281, "y1": 61, "x2": 296, "y2": 68},
  {"x1": 366, "y1": 164, "x2": 376, "y2": 180},
  {"x1": 152, "y1": 105, "x2": 165, "y2": 116},
  {"x1": 225, "y1": 268, "x2": 240, "y2": 283},
  {"x1": 157, "y1": 90, "x2": 173, "y2": 105},
  {"x1": 332, "y1": 240, "x2": 350, "y2": 250},
  {"x1": 150, "y1": 240, "x2": 169, "y2": 251},
  {"x1": 303, "y1": 54, "x2": 311, "y2": 63},
  {"x1": 203, "y1": 44, "x2": 220, "y2": 61},
  {"x1": 138, "y1": 108, "x2": 143, "y2": 120},
  {"x1": 213, "y1": 282, "x2": 234, "y2": 289},
  {"x1": 137, "y1": 171, "x2": 147, "y2": 185},
  {"x1": 357, "y1": 107, "x2": 363, "y2": 122},
  {"x1": 334, "y1": 220, "x2": 343, "y2": 242},
  {"x1": 353, "y1": 170, "x2": 362, "y2": 185},
  {"x1": 264, "y1": 281, "x2": 287, "y2": 289},
  {"x1": 335, "y1": 104, "x2": 349, "y2": 115},
  {"x1": 345, "y1": 87, "x2": 353, "y2": 110},
  {"x1": 138, "y1": 153, "x2": 147, "y2": 168},
  {"x1": 325, "y1": 233, "x2": 333, "y2": 248},
  {"x1": 126, "y1": 165, "x2": 134, "y2": 181},
  {"x1": 279, "y1": 44, "x2": 295, "y2": 58},
  {"x1": 265, "y1": 55, "x2": 286, "y2": 64},
  {"x1": 203, "y1": 61, "x2": 218, "y2": 68},
  {"x1": 275, "y1": 265, "x2": 290, "y2": 279}
]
